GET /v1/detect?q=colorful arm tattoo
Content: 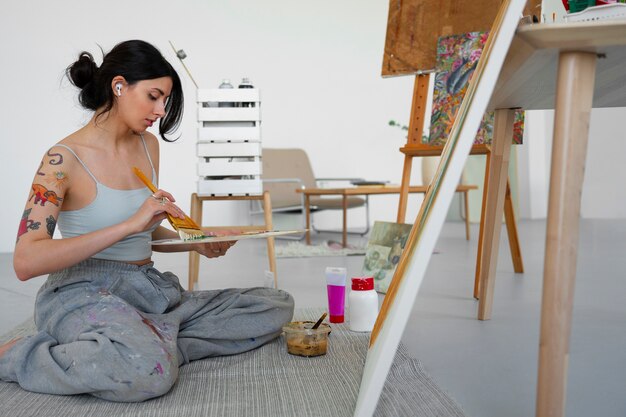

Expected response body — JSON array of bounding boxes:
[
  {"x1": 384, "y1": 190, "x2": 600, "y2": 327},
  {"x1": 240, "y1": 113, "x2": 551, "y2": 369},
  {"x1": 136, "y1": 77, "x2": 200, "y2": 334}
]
[
  {"x1": 17, "y1": 208, "x2": 41, "y2": 242},
  {"x1": 46, "y1": 215, "x2": 57, "y2": 237},
  {"x1": 44, "y1": 171, "x2": 69, "y2": 190},
  {"x1": 29, "y1": 184, "x2": 64, "y2": 207}
]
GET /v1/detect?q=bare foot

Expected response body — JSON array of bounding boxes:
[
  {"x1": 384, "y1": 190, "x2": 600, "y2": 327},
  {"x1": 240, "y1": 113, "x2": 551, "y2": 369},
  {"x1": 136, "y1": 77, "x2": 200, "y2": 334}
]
[{"x1": 0, "y1": 338, "x2": 22, "y2": 358}]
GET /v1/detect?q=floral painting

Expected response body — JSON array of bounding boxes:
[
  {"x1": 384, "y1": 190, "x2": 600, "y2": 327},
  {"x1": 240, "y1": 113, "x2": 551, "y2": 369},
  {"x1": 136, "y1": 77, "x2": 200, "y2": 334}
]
[
  {"x1": 427, "y1": 31, "x2": 524, "y2": 146},
  {"x1": 361, "y1": 221, "x2": 413, "y2": 294}
]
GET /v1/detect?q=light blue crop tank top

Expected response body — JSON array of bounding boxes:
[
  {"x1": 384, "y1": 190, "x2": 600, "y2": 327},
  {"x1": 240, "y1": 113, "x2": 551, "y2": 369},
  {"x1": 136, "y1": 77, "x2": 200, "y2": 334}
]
[{"x1": 55, "y1": 135, "x2": 160, "y2": 261}]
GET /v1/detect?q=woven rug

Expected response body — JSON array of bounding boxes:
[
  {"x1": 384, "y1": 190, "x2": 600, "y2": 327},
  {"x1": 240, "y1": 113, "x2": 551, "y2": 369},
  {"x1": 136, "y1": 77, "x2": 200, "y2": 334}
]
[
  {"x1": 0, "y1": 309, "x2": 465, "y2": 417},
  {"x1": 275, "y1": 241, "x2": 366, "y2": 258}
]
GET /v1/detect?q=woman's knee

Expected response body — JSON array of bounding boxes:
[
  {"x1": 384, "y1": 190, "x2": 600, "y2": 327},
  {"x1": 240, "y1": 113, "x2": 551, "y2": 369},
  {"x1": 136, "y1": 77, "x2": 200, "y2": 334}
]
[
  {"x1": 94, "y1": 348, "x2": 179, "y2": 402},
  {"x1": 257, "y1": 288, "x2": 295, "y2": 329},
  {"x1": 276, "y1": 289, "x2": 295, "y2": 319}
]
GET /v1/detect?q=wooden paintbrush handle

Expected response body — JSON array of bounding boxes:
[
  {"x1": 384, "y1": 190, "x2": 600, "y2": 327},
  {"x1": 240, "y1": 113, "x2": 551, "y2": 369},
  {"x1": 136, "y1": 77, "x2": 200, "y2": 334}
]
[
  {"x1": 133, "y1": 167, "x2": 158, "y2": 194},
  {"x1": 133, "y1": 166, "x2": 179, "y2": 230}
]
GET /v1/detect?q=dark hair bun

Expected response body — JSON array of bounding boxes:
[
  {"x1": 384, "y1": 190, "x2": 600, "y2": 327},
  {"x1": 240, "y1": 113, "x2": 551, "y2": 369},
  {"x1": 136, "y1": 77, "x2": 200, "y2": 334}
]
[
  {"x1": 64, "y1": 40, "x2": 184, "y2": 140},
  {"x1": 67, "y1": 52, "x2": 98, "y2": 89}
]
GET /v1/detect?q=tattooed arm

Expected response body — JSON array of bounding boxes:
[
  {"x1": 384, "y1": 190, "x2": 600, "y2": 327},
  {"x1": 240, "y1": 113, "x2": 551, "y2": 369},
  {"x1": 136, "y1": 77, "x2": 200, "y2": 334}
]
[{"x1": 12, "y1": 146, "x2": 181, "y2": 281}]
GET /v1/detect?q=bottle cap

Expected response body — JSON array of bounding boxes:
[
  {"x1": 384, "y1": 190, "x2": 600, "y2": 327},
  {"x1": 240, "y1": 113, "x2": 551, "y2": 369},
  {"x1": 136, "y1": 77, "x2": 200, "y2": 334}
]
[{"x1": 351, "y1": 277, "x2": 374, "y2": 291}]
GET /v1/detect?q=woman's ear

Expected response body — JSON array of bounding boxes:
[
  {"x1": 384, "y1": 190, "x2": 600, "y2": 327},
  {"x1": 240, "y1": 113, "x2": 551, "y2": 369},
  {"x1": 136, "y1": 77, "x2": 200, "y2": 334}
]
[{"x1": 111, "y1": 76, "x2": 126, "y2": 97}]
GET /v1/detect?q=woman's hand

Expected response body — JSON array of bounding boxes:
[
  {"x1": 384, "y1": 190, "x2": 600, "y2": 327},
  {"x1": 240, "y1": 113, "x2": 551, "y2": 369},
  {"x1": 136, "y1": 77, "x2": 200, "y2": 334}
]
[
  {"x1": 193, "y1": 239, "x2": 236, "y2": 258},
  {"x1": 151, "y1": 228, "x2": 239, "y2": 257},
  {"x1": 194, "y1": 229, "x2": 241, "y2": 258},
  {"x1": 126, "y1": 189, "x2": 186, "y2": 234}
]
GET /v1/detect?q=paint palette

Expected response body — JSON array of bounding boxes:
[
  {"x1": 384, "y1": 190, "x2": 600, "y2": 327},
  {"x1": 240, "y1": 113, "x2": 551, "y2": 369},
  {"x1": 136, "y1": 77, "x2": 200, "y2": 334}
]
[{"x1": 150, "y1": 229, "x2": 304, "y2": 245}]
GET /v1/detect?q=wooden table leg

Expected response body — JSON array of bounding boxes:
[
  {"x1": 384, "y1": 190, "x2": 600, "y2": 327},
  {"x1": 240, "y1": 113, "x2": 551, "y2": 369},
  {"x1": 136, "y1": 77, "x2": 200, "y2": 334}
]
[
  {"x1": 504, "y1": 179, "x2": 524, "y2": 273},
  {"x1": 188, "y1": 193, "x2": 202, "y2": 291},
  {"x1": 536, "y1": 51, "x2": 596, "y2": 417},
  {"x1": 305, "y1": 194, "x2": 311, "y2": 245},
  {"x1": 342, "y1": 194, "x2": 348, "y2": 248},
  {"x1": 262, "y1": 191, "x2": 277, "y2": 288},
  {"x1": 477, "y1": 109, "x2": 515, "y2": 320},
  {"x1": 463, "y1": 190, "x2": 470, "y2": 240},
  {"x1": 474, "y1": 152, "x2": 491, "y2": 299}
]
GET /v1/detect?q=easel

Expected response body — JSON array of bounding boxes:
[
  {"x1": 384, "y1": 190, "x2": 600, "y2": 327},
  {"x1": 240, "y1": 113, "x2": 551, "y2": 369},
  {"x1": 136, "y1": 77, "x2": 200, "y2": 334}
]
[
  {"x1": 357, "y1": 2, "x2": 531, "y2": 413},
  {"x1": 383, "y1": 0, "x2": 537, "y2": 303},
  {"x1": 396, "y1": 73, "x2": 523, "y2": 299}
]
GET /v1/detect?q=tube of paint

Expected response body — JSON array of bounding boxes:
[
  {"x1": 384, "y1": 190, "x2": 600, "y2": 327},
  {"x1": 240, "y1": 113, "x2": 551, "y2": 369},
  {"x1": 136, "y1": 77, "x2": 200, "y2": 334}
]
[{"x1": 326, "y1": 267, "x2": 347, "y2": 323}]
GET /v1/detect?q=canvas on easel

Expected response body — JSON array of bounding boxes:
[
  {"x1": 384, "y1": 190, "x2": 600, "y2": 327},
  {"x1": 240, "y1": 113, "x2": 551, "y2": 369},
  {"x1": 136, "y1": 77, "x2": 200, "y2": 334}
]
[
  {"x1": 382, "y1": 0, "x2": 542, "y2": 76},
  {"x1": 395, "y1": 30, "x2": 526, "y2": 301},
  {"x1": 353, "y1": 0, "x2": 527, "y2": 415},
  {"x1": 429, "y1": 31, "x2": 525, "y2": 146}
]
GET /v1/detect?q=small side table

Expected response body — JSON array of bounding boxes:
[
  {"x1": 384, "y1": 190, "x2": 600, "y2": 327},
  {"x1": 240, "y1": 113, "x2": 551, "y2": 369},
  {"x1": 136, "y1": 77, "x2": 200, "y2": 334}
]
[{"x1": 187, "y1": 191, "x2": 277, "y2": 290}]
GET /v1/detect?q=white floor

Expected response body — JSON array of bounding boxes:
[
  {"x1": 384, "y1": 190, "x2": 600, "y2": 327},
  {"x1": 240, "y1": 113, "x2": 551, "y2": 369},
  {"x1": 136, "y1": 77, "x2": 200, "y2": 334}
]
[{"x1": 1, "y1": 218, "x2": 625, "y2": 417}]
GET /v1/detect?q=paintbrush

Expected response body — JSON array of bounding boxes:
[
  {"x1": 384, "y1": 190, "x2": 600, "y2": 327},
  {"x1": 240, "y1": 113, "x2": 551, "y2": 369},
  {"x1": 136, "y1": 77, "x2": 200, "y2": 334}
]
[
  {"x1": 302, "y1": 312, "x2": 328, "y2": 346},
  {"x1": 133, "y1": 167, "x2": 206, "y2": 241}
]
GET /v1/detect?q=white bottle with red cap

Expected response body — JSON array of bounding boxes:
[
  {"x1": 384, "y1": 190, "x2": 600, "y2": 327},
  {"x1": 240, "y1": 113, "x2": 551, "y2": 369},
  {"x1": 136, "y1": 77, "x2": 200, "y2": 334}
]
[{"x1": 348, "y1": 277, "x2": 378, "y2": 332}]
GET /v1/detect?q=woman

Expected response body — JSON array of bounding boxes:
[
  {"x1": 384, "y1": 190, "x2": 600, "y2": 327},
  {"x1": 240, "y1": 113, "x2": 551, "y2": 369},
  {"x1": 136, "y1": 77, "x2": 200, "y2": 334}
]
[{"x1": 0, "y1": 40, "x2": 294, "y2": 402}]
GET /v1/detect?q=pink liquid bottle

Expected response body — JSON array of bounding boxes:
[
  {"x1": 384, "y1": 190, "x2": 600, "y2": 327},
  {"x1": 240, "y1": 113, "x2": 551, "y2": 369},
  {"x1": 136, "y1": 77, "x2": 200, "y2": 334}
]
[{"x1": 325, "y1": 267, "x2": 347, "y2": 323}]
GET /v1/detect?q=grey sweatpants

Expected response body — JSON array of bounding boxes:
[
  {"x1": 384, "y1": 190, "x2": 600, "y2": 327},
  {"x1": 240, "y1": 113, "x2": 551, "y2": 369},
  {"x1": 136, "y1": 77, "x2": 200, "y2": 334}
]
[{"x1": 0, "y1": 258, "x2": 294, "y2": 402}]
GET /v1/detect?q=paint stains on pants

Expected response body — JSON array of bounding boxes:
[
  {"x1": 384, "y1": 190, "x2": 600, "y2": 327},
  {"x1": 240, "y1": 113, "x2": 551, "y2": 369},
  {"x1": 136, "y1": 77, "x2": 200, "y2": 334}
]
[{"x1": 0, "y1": 259, "x2": 294, "y2": 402}]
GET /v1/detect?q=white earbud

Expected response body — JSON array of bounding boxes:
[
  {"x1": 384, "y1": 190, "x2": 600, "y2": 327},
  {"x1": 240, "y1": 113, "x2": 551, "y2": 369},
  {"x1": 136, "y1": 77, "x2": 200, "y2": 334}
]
[{"x1": 115, "y1": 83, "x2": 122, "y2": 96}]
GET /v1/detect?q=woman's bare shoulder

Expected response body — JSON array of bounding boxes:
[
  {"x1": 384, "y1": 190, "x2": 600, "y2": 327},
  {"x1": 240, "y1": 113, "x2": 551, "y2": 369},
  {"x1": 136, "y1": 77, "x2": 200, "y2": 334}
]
[
  {"x1": 142, "y1": 132, "x2": 160, "y2": 168},
  {"x1": 142, "y1": 131, "x2": 160, "y2": 149}
]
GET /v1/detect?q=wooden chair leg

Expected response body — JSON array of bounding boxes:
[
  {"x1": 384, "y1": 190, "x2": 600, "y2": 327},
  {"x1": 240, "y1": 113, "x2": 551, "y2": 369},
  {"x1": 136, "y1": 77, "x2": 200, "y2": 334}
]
[
  {"x1": 262, "y1": 191, "x2": 277, "y2": 287},
  {"x1": 305, "y1": 195, "x2": 312, "y2": 245},
  {"x1": 477, "y1": 109, "x2": 515, "y2": 320},
  {"x1": 504, "y1": 179, "x2": 524, "y2": 273},
  {"x1": 188, "y1": 193, "x2": 202, "y2": 291}
]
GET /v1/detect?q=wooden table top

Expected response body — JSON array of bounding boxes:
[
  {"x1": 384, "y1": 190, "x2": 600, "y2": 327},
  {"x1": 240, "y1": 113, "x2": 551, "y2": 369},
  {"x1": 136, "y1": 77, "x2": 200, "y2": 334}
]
[
  {"x1": 296, "y1": 184, "x2": 478, "y2": 196},
  {"x1": 489, "y1": 21, "x2": 626, "y2": 111}
]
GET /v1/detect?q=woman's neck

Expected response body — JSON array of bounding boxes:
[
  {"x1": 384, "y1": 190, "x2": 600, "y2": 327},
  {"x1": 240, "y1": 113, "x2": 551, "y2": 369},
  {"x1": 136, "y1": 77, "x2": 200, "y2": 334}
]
[{"x1": 80, "y1": 111, "x2": 137, "y2": 150}]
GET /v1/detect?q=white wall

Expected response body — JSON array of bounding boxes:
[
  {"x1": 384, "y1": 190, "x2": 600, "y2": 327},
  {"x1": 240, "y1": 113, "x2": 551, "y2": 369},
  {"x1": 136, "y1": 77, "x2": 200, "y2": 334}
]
[
  {"x1": 1, "y1": 0, "x2": 420, "y2": 253},
  {"x1": 517, "y1": 108, "x2": 626, "y2": 220},
  {"x1": 2, "y1": 1, "x2": 625, "y2": 253}
]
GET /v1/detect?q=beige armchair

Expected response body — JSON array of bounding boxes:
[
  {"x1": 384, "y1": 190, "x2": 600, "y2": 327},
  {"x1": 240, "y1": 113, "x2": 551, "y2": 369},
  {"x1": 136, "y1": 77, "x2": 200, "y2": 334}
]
[{"x1": 254, "y1": 148, "x2": 369, "y2": 239}]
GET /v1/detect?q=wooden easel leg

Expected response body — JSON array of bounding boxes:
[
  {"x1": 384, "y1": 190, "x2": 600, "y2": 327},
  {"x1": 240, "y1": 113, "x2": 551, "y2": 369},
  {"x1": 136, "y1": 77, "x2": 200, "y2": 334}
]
[
  {"x1": 397, "y1": 74, "x2": 430, "y2": 224},
  {"x1": 262, "y1": 191, "x2": 277, "y2": 288},
  {"x1": 477, "y1": 109, "x2": 515, "y2": 320},
  {"x1": 536, "y1": 51, "x2": 596, "y2": 417},
  {"x1": 397, "y1": 155, "x2": 413, "y2": 224},
  {"x1": 504, "y1": 179, "x2": 524, "y2": 273},
  {"x1": 188, "y1": 193, "x2": 202, "y2": 291},
  {"x1": 474, "y1": 152, "x2": 491, "y2": 299}
]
